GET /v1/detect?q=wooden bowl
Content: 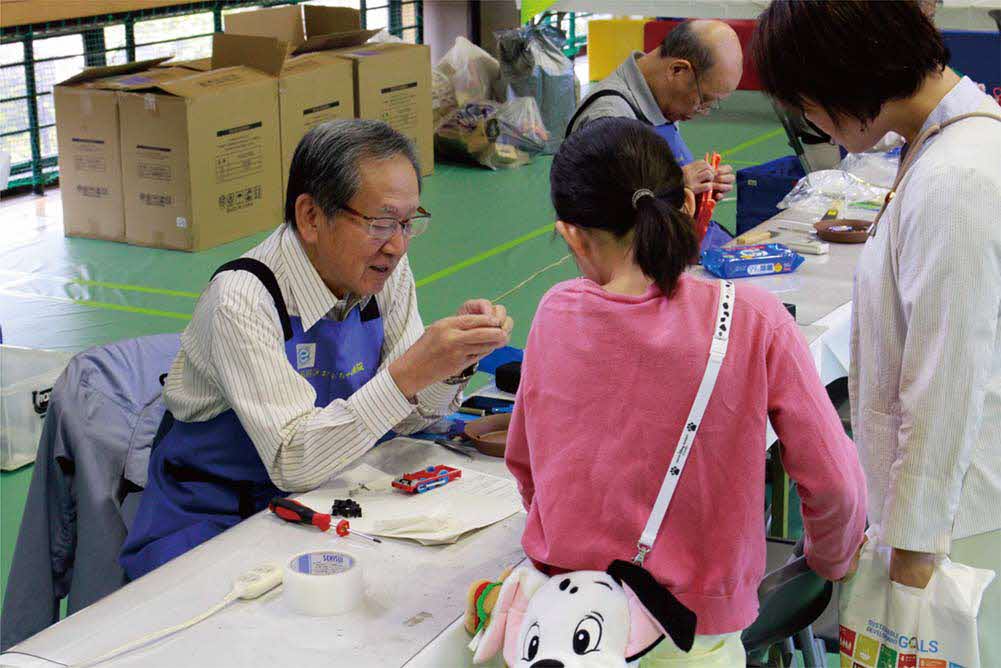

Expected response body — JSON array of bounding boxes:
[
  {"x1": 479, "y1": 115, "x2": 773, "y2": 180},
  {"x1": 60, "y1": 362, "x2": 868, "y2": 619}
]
[
  {"x1": 813, "y1": 219, "x2": 870, "y2": 244},
  {"x1": 463, "y1": 413, "x2": 511, "y2": 458}
]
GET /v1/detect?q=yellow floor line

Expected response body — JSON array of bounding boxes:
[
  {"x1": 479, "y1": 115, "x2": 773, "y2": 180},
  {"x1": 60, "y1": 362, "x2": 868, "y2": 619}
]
[
  {"x1": 720, "y1": 127, "x2": 786, "y2": 158},
  {"x1": 415, "y1": 223, "x2": 554, "y2": 288}
]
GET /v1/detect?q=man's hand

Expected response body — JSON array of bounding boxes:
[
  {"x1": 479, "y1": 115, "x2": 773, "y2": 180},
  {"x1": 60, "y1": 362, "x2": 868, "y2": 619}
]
[
  {"x1": 389, "y1": 300, "x2": 512, "y2": 399},
  {"x1": 889, "y1": 547, "x2": 936, "y2": 589},
  {"x1": 682, "y1": 160, "x2": 714, "y2": 195},
  {"x1": 711, "y1": 163, "x2": 735, "y2": 201},
  {"x1": 457, "y1": 299, "x2": 514, "y2": 337}
]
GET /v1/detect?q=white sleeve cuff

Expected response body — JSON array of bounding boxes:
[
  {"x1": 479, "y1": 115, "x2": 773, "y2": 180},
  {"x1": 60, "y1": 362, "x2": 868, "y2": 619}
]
[
  {"x1": 416, "y1": 380, "x2": 464, "y2": 418},
  {"x1": 349, "y1": 369, "x2": 416, "y2": 439}
]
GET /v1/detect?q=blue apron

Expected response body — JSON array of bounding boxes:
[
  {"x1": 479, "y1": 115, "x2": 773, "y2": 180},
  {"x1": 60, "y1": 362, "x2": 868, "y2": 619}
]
[
  {"x1": 654, "y1": 122, "x2": 694, "y2": 167},
  {"x1": 120, "y1": 259, "x2": 384, "y2": 580}
]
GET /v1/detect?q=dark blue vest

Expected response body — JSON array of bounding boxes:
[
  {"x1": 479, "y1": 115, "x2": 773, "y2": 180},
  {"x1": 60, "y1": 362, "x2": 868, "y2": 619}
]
[{"x1": 120, "y1": 259, "x2": 384, "y2": 580}]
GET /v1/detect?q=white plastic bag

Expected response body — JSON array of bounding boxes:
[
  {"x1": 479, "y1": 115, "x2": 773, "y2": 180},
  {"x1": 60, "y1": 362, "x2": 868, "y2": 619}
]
[
  {"x1": 436, "y1": 36, "x2": 500, "y2": 107},
  {"x1": 839, "y1": 530, "x2": 995, "y2": 668},
  {"x1": 777, "y1": 169, "x2": 889, "y2": 215}
]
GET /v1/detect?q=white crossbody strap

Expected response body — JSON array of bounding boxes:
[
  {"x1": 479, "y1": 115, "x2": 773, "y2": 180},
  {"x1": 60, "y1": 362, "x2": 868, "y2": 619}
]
[{"x1": 634, "y1": 280, "x2": 735, "y2": 565}]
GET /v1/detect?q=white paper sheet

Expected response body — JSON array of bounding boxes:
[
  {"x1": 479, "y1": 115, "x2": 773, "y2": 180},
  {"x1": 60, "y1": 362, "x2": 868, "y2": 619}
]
[{"x1": 296, "y1": 464, "x2": 523, "y2": 545}]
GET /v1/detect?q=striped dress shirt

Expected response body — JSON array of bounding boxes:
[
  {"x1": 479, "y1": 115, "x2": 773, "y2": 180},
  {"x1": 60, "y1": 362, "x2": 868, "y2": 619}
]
[
  {"x1": 162, "y1": 223, "x2": 464, "y2": 491},
  {"x1": 849, "y1": 77, "x2": 1001, "y2": 553}
]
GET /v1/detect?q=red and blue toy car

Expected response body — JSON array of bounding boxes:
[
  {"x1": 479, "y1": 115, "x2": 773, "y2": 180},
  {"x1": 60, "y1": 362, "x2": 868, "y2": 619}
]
[{"x1": 392, "y1": 465, "x2": 462, "y2": 494}]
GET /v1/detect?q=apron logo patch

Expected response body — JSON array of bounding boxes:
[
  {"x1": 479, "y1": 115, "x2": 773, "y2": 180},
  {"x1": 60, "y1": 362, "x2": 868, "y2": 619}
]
[{"x1": 296, "y1": 343, "x2": 316, "y2": 369}]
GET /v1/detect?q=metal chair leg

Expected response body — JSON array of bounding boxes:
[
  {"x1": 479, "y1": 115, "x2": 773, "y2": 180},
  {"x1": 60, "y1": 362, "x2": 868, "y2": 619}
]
[{"x1": 795, "y1": 626, "x2": 825, "y2": 667}]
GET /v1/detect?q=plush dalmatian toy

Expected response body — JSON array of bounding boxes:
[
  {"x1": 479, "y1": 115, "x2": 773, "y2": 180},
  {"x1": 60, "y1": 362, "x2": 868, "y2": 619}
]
[{"x1": 470, "y1": 560, "x2": 697, "y2": 667}]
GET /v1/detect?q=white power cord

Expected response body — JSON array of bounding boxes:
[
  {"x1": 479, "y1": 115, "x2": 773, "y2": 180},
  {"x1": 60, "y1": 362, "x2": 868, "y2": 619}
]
[{"x1": 71, "y1": 563, "x2": 283, "y2": 668}]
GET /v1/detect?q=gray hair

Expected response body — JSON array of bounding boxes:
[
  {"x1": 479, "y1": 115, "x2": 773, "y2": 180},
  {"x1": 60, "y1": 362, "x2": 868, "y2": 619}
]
[
  {"x1": 284, "y1": 119, "x2": 422, "y2": 226},
  {"x1": 659, "y1": 20, "x2": 715, "y2": 74}
]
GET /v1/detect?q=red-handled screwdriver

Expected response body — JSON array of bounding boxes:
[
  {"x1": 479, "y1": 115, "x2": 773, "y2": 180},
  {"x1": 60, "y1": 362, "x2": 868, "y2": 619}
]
[
  {"x1": 269, "y1": 497, "x2": 331, "y2": 531},
  {"x1": 268, "y1": 498, "x2": 381, "y2": 543},
  {"x1": 333, "y1": 519, "x2": 382, "y2": 544}
]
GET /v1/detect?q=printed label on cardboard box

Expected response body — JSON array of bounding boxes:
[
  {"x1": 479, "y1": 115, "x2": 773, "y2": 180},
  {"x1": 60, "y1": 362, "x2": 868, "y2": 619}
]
[
  {"x1": 71, "y1": 138, "x2": 107, "y2": 172},
  {"x1": 379, "y1": 81, "x2": 419, "y2": 133},
  {"x1": 301, "y1": 100, "x2": 344, "y2": 131},
  {"x1": 214, "y1": 122, "x2": 264, "y2": 184},
  {"x1": 75, "y1": 185, "x2": 110, "y2": 199},
  {"x1": 217, "y1": 185, "x2": 263, "y2": 213},
  {"x1": 139, "y1": 192, "x2": 173, "y2": 207}
]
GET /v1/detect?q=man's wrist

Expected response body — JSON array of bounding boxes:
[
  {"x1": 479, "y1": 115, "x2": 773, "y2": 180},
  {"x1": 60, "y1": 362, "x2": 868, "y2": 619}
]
[
  {"x1": 389, "y1": 357, "x2": 425, "y2": 401},
  {"x1": 444, "y1": 363, "x2": 477, "y2": 385}
]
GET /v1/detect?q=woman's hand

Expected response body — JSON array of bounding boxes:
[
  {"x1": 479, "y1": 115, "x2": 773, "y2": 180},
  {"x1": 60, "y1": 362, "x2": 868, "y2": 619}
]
[{"x1": 889, "y1": 548, "x2": 936, "y2": 588}]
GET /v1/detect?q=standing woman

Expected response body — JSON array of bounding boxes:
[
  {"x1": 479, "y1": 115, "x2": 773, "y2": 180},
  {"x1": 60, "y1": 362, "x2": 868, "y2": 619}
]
[{"x1": 753, "y1": 1, "x2": 1001, "y2": 662}]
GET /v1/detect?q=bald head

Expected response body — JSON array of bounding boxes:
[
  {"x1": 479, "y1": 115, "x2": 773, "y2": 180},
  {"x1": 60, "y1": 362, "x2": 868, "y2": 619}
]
[
  {"x1": 638, "y1": 19, "x2": 742, "y2": 121},
  {"x1": 660, "y1": 20, "x2": 743, "y2": 91}
]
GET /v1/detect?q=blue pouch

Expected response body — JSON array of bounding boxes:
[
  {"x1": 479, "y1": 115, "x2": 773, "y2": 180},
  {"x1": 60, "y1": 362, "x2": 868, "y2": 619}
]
[
  {"x1": 701, "y1": 243, "x2": 805, "y2": 279},
  {"x1": 699, "y1": 220, "x2": 734, "y2": 256}
]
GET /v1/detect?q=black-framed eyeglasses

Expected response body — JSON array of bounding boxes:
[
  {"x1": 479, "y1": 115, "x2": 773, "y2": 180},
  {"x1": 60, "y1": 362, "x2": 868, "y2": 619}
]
[
  {"x1": 691, "y1": 66, "x2": 722, "y2": 114},
  {"x1": 338, "y1": 204, "x2": 432, "y2": 241}
]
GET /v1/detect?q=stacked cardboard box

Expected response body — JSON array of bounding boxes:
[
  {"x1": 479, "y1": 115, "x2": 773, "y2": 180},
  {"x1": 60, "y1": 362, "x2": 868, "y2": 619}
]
[
  {"x1": 224, "y1": 5, "x2": 433, "y2": 177},
  {"x1": 118, "y1": 36, "x2": 285, "y2": 251},
  {"x1": 52, "y1": 5, "x2": 434, "y2": 251},
  {"x1": 54, "y1": 37, "x2": 286, "y2": 251},
  {"x1": 54, "y1": 57, "x2": 171, "y2": 241}
]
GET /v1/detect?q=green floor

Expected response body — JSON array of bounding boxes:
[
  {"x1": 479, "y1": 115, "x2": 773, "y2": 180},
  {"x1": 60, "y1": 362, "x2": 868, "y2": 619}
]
[{"x1": 0, "y1": 90, "x2": 796, "y2": 624}]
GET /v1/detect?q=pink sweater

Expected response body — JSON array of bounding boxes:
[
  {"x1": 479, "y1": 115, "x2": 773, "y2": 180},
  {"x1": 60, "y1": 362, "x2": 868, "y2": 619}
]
[{"x1": 506, "y1": 275, "x2": 867, "y2": 635}]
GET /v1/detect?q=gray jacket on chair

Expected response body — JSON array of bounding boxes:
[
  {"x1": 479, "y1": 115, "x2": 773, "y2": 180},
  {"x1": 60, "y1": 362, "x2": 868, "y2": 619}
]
[{"x1": 1, "y1": 334, "x2": 180, "y2": 650}]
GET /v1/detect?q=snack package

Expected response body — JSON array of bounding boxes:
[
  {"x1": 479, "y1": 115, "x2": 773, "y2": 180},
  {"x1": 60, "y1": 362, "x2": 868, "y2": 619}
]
[{"x1": 701, "y1": 243, "x2": 805, "y2": 279}]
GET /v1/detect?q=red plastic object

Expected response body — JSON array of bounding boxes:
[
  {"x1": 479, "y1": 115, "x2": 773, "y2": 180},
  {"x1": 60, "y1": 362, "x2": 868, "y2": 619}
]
[
  {"x1": 269, "y1": 497, "x2": 332, "y2": 532},
  {"x1": 694, "y1": 151, "x2": 721, "y2": 243},
  {"x1": 392, "y1": 465, "x2": 463, "y2": 494},
  {"x1": 643, "y1": 19, "x2": 761, "y2": 91}
]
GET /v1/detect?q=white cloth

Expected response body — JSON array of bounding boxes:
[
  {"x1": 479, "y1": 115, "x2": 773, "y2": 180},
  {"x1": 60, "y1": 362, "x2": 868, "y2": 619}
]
[
  {"x1": 849, "y1": 77, "x2": 1001, "y2": 553},
  {"x1": 162, "y1": 223, "x2": 463, "y2": 491}
]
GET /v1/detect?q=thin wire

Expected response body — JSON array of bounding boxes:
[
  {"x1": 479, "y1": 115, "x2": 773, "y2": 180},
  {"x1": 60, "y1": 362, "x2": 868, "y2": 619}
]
[
  {"x1": 71, "y1": 592, "x2": 239, "y2": 668},
  {"x1": 491, "y1": 254, "x2": 572, "y2": 303}
]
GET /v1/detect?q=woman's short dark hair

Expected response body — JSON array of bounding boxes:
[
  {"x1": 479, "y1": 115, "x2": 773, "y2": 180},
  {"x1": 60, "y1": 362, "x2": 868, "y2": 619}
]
[
  {"x1": 550, "y1": 117, "x2": 697, "y2": 296},
  {"x1": 752, "y1": 0, "x2": 950, "y2": 124}
]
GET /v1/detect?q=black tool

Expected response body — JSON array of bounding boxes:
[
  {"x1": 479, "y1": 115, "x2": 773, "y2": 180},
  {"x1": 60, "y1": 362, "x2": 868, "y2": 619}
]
[{"x1": 331, "y1": 499, "x2": 362, "y2": 518}]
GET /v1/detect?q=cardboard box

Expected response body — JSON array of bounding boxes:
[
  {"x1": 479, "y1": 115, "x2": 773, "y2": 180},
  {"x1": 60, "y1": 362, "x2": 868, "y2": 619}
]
[
  {"x1": 335, "y1": 43, "x2": 434, "y2": 176},
  {"x1": 224, "y1": 5, "x2": 432, "y2": 176},
  {"x1": 118, "y1": 38, "x2": 285, "y2": 251},
  {"x1": 53, "y1": 57, "x2": 170, "y2": 241},
  {"x1": 275, "y1": 53, "x2": 355, "y2": 193}
]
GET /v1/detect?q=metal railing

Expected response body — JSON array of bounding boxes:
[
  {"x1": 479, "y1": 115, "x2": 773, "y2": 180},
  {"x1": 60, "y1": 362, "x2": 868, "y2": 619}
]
[{"x1": 1, "y1": 0, "x2": 422, "y2": 194}]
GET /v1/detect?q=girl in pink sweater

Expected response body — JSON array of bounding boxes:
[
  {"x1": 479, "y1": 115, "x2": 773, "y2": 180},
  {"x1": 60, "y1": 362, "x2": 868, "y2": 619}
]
[{"x1": 505, "y1": 118, "x2": 866, "y2": 665}]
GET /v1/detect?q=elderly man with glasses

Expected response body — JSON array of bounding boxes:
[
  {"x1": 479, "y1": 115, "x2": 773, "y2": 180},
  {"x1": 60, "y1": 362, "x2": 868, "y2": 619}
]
[
  {"x1": 120, "y1": 120, "x2": 513, "y2": 579},
  {"x1": 567, "y1": 19, "x2": 741, "y2": 201}
]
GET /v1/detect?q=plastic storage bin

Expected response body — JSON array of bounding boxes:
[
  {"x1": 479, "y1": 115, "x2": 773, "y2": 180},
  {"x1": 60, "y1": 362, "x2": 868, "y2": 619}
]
[
  {"x1": 736, "y1": 155, "x2": 805, "y2": 236},
  {"x1": 1, "y1": 345, "x2": 74, "y2": 470}
]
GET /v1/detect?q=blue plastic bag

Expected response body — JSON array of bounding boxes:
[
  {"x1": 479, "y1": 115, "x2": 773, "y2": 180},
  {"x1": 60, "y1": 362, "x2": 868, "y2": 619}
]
[{"x1": 701, "y1": 243, "x2": 805, "y2": 279}]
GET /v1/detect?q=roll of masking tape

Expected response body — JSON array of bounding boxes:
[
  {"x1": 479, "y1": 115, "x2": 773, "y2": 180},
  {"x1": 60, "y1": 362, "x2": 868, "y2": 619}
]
[{"x1": 283, "y1": 551, "x2": 363, "y2": 616}]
